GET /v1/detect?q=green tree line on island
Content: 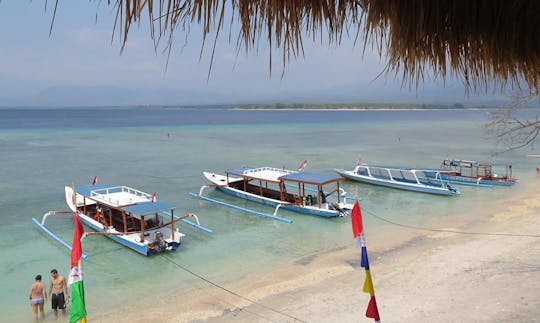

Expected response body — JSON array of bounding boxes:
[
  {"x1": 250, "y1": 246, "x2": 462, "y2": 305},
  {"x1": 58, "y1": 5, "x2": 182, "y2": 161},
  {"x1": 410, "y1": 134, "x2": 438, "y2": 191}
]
[{"x1": 233, "y1": 103, "x2": 476, "y2": 110}]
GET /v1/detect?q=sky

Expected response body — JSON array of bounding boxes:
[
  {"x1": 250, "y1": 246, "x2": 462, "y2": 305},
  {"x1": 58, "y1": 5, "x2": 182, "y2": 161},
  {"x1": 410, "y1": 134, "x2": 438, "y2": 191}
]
[{"x1": 0, "y1": 1, "x2": 517, "y2": 107}]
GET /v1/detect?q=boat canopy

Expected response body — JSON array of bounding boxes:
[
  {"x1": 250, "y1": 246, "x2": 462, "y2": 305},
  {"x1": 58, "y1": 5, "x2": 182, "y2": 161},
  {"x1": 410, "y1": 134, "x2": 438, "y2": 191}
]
[
  {"x1": 358, "y1": 164, "x2": 448, "y2": 173},
  {"x1": 280, "y1": 171, "x2": 343, "y2": 185},
  {"x1": 227, "y1": 166, "x2": 254, "y2": 176},
  {"x1": 445, "y1": 159, "x2": 512, "y2": 168},
  {"x1": 76, "y1": 184, "x2": 108, "y2": 197},
  {"x1": 123, "y1": 201, "x2": 177, "y2": 220},
  {"x1": 227, "y1": 167, "x2": 293, "y2": 182},
  {"x1": 75, "y1": 185, "x2": 177, "y2": 215},
  {"x1": 76, "y1": 185, "x2": 153, "y2": 207},
  {"x1": 227, "y1": 166, "x2": 343, "y2": 186},
  {"x1": 487, "y1": 161, "x2": 513, "y2": 166}
]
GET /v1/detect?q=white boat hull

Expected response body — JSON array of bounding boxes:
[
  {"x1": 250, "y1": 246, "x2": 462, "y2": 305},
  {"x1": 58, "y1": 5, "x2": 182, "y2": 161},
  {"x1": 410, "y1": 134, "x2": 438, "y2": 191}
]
[
  {"x1": 65, "y1": 186, "x2": 184, "y2": 256},
  {"x1": 203, "y1": 172, "x2": 352, "y2": 217},
  {"x1": 335, "y1": 168, "x2": 459, "y2": 196}
]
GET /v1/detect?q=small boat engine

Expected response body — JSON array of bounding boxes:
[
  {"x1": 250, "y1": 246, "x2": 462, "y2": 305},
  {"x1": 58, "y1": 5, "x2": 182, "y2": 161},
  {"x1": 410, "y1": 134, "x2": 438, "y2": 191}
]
[
  {"x1": 329, "y1": 202, "x2": 346, "y2": 216},
  {"x1": 153, "y1": 231, "x2": 167, "y2": 252}
]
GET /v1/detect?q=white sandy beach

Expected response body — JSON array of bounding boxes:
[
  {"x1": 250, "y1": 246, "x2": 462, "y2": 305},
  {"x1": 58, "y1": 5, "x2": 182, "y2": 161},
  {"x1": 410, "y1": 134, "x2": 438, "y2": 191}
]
[{"x1": 91, "y1": 179, "x2": 540, "y2": 323}]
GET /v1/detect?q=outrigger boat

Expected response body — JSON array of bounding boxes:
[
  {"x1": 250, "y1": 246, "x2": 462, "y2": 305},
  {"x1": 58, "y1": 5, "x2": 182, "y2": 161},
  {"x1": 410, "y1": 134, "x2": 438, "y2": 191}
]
[
  {"x1": 193, "y1": 166, "x2": 355, "y2": 221},
  {"x1": 33, "y1": 183, "x2": 211, "y2": 256},
  {"x1": 434, "y1": 159, "x2": 518, "y2": 186},
  {"x1": 335, "y1": 164, "x2": 460, "y2": 196}
]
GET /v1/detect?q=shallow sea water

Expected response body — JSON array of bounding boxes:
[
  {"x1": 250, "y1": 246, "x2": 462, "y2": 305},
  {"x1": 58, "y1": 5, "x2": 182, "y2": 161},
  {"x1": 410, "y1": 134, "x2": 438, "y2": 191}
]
[{"x1": 1, "y1": 107, "x2": 538, "y2": 322}]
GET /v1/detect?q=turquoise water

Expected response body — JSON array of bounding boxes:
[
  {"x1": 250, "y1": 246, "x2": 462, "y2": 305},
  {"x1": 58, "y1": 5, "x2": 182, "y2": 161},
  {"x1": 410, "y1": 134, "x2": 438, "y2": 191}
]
[{"x1": 1, "y1": 108, "x2": 538, "y2": 322}]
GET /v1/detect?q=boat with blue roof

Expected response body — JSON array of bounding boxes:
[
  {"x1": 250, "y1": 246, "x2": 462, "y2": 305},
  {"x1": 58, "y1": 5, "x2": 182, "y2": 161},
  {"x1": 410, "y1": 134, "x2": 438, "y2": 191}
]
[
  {"x1": 34, "y1": 182, "x2": 211, "y2": 256},
  {"x1": 196, "y1": 166, "x2": 355, "y2": 220},
  {"x1": 335, "y1": 164, "x2": 460, "y2": 196}
]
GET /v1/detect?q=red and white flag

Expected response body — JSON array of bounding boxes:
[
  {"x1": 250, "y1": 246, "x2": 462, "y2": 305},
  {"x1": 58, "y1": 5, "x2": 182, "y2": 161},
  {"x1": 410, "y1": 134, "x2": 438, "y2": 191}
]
[
  {"x1": 151, "y1": 192, "x2": 157, "y2": 202},
  {"x1": 68, "y1": 213, "x2": 87, "y2": 323},
  {"x1": 298, "y1": 160, "x2": 308, "y2": 171},
  {"x1": 91, "y1": 176, "x2": 98, "y2": 185},
  {"x1": 356, "y1": 155, "x2": 363, "y2": 165}
]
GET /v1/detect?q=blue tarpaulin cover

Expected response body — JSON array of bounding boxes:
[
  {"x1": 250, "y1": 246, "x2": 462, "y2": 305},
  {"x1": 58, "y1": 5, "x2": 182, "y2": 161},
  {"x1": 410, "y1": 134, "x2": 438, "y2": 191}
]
[
  {"x1": 123, "y1": 201, "x2": 177, "y2": 219},
  {"x1": 75, "y1": 184, "x2": 108, "y2": 197},
  {"x1": 227, "y1": 167, "x2": 256, "y2": 176}
]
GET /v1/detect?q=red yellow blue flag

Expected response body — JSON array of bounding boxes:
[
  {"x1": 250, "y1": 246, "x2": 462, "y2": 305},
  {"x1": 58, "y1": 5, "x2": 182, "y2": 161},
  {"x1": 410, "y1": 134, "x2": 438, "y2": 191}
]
[{"x1": 351, "y1": 200, "x2": 381, "y2": 322}]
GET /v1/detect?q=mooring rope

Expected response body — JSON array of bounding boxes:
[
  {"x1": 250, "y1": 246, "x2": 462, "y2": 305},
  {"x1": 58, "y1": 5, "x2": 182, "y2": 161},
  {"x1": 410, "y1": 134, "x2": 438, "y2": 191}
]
[
  {"x1": 161, "y1": 254, "x2": 307, "y2": 323},
  {"x1": 155, "y1": 202, "x2": 538, "y2": 323},
  {"x1": 364, "y1": 208, "x2": 540, "y2": 238}
]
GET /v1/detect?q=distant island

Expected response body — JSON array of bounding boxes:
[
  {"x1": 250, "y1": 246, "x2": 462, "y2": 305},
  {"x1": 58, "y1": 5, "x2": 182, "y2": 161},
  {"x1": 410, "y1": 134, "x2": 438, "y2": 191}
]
[{"x1": 231, "y1": 103, "x2": 495, "y2": 110}]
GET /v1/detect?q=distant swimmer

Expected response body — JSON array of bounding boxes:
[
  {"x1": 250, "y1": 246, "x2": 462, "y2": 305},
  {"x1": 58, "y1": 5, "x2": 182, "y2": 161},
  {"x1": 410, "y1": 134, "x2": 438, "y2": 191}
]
[{"x1": 29, "y1": 274, "x2": 47, "y2": 322}]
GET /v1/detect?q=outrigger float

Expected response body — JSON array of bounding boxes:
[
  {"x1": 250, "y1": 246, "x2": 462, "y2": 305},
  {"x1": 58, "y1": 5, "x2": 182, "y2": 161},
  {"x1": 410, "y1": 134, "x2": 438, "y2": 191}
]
[
  {"x1": 33, "y1": 183, "x2": 212, "y2": 256},
  {"x1": 192, "y1": 166, "x2": 355, "y2": 223}
]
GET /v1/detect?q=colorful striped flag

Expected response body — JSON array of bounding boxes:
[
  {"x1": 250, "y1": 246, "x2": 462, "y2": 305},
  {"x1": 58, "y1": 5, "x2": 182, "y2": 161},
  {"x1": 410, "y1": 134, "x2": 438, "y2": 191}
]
[
  {"x1": 68, "y1": 213, "x2": 87, "y2": 323},
  {"x1": 351, "y1": 200, "x2": 381, "y2": 322}
]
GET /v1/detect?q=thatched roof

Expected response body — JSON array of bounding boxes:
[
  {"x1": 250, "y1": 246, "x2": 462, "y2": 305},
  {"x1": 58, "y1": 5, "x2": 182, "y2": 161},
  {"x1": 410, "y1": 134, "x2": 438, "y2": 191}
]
[{"x1": 106, "y1": 0, "x2": 539, "y2": 92}]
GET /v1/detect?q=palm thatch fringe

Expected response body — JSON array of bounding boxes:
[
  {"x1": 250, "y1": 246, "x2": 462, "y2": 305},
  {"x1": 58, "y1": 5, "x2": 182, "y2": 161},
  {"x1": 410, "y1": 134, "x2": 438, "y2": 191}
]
[
  {"x1": 359, "y1": 0, "x2": 540, "y2": 93},
  {"x1": 78, "y1": 1, "x2": 539, "y2": 92}
]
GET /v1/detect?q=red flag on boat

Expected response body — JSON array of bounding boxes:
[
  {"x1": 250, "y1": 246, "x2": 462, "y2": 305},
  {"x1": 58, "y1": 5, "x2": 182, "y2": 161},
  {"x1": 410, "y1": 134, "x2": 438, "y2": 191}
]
[
  {"x1": 91, "y1": 176, "x2": 97, "y2": 185},
  {"x1": 351, "y1": 200, "x2": 364, "y2": 239},
  {"x1": 357, "y1": 155, "x2": 363, "y2": 165},
  {"x1": 151, "y1": 192, "x2": 156, "y2": 202},
  {"x1": 298, "y1": 160, "x2": 308, "y2": 171}
]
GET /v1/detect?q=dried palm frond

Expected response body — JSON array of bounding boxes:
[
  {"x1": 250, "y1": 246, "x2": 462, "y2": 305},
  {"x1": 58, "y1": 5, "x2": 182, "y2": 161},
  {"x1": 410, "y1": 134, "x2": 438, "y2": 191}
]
[{"x1": 358, "y1": 0, "x2": 540, "y2": 93}]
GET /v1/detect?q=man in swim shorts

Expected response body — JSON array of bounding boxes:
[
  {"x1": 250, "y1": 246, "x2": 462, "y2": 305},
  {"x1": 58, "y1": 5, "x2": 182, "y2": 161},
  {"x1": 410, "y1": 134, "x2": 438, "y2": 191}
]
[
  {"x1": 29, "y1": 274, "x2": 46, "y2": 322},
  {"x1": 49, "y1": 269, "x2": 69, "y2": 319}
]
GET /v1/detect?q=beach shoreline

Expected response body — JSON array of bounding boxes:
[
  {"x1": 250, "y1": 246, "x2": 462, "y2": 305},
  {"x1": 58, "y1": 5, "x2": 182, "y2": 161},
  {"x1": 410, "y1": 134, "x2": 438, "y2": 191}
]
[{"x1": 88, "y1": 179, "x2": 540, "y2": 323}]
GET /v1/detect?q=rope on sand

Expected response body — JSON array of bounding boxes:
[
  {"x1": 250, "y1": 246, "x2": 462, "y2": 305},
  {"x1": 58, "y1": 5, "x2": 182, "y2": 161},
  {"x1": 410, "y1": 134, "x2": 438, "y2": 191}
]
[
  {"x1": 161, "y1": 255, "x2": 307, "y2": 323},
  {"x1": 365, "y1": 209, "x2": 540, "y2": 238}
]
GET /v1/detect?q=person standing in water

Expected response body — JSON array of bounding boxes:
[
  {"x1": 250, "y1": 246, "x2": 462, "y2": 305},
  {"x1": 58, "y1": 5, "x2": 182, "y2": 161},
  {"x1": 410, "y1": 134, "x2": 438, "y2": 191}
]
[
  {"x1": 29, "y1": 274, "x2": 47, "y2": 322},
  {"x1": 49, "y1": 269, "x2": 69, "y2": 319}
]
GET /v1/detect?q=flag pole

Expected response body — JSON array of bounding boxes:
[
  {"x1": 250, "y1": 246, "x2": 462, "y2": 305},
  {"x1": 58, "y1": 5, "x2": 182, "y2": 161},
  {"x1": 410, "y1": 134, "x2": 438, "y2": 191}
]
[{"x1": 69, "y1": 181, "x2": 88, "y2": 323}]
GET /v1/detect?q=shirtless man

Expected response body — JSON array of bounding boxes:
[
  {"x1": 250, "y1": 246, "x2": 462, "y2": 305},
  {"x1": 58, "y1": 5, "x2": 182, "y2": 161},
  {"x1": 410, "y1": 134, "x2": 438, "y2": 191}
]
[
  {"x1": 49, "y1": 269, "x2": 69, "y2": 319},
  {"x1": 29, "y1": 274, "x2": 47, "y2": 322}
]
